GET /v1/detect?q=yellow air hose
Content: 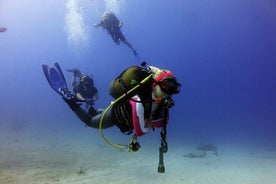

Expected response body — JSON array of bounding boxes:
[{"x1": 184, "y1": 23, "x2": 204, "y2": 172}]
[{"x1": 99, "y1": 74, "x2": 153, "y2": 149}]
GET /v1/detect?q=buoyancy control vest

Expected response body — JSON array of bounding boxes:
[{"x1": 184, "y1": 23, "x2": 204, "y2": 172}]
[{"x1": 109, "y1": 66, "x2": 154, "y2": 133}]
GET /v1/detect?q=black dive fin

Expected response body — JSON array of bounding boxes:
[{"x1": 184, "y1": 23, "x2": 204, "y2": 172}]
[{"x1": 42, "y1": 62, "x2": 68, "y2": 95}]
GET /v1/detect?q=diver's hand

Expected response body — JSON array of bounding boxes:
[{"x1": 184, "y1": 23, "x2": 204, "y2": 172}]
[
  {"x1": 119, "y1": 21, "x2": 123, "y2": 28},
  {"x1": 66, "y1": 69, "x2": 81, "y2": 77}
]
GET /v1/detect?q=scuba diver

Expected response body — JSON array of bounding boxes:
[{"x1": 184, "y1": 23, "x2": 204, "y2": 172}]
[
  {"x1": 43, "y1": 62, "x2": 180, "y2": 150},
  {"x1": 0, "y1": 27, "x2": 7, "y2": 33},
  {"x1": 66, "y1": 69, "x2": 99, "y2": 109},
  {"x1": 94, "y1": 12, "x2": 138, "y2": 56},
  {"x1": 42, "y1": 62, "x2": 181, "y2": 172}
]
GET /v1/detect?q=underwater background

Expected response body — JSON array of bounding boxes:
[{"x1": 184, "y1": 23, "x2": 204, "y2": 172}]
[{"x1": 0, "y1": 0, "x2": 276, "y2": 183}]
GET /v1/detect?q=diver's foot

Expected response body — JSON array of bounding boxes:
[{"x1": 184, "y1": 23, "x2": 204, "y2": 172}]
[
  {"x1": 59, "y1": 88, "x2": 75, "y2": 100},
  {"x1": 59, "y1": 88, "x2": 81, "y2": 111}
]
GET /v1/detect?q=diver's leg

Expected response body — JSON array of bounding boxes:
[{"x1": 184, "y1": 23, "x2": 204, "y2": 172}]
[
  {"x1": 74, "y1": 107, "x2": 115, "y2": 129},
  {"x1": 121, "y1": 38, "x2": 137, "y2": 55},
  {"x1": 62, "y1": 92, "x2": 115, "y2": 129},
  {"x1": 113, "y1": 34, "x2": 120, "y2": 44}
]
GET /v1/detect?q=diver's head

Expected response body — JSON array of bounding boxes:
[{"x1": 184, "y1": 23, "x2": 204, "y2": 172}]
[{"x1": 152, "y1": 70, "x2": 181, "y2": 98}]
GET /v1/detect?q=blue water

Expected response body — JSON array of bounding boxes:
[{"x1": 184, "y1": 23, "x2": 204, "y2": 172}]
[{"x1": 0, "y1": 0, "x2": 276, "y2": 182}]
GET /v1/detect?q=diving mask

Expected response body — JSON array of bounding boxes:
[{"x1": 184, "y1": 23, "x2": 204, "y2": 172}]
[{"x1": 158, "y1": 78, "x2": 181, "y2": 95}]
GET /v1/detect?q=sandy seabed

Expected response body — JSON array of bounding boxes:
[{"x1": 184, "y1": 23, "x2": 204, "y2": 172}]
[{"x1": 1, "y1": 122, "x2": 276, "y2": 184}]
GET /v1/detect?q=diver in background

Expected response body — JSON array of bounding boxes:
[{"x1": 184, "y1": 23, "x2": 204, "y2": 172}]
[
  {"x1": 67, "y1": 69, "x2": 98, "y2": 109},
  {"x1": 94, "y1": 12, "x2": 138, "y2": 56},
  {"x1": 0, "y1": 27, "x2": 7, "y2": 33}
]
